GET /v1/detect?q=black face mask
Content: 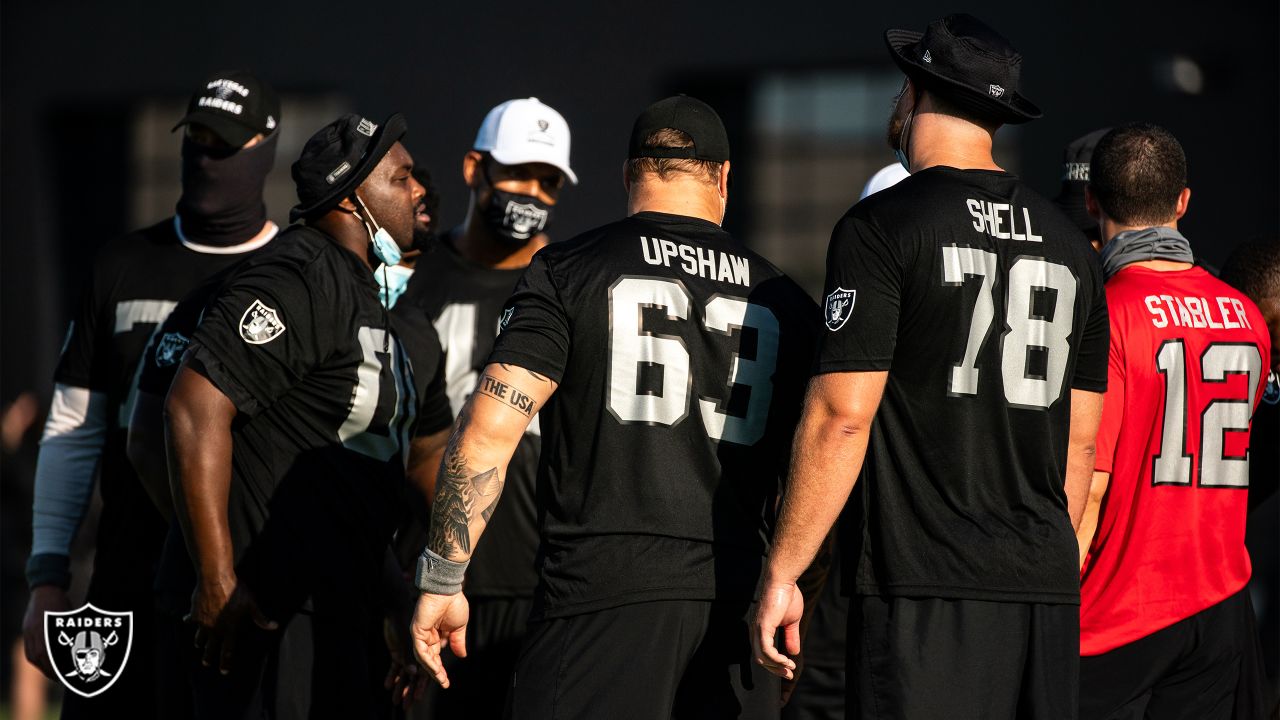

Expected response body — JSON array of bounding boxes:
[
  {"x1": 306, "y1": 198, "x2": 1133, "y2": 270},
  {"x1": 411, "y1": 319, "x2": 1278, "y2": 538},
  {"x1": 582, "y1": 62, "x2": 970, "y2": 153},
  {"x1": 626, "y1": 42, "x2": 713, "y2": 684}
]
[
  {"x1": 479, "y1": 165, "x2": 554, "y2": 244},
  {"x1": 176, "y1": 131, "x2": 277, "y2": 246}
]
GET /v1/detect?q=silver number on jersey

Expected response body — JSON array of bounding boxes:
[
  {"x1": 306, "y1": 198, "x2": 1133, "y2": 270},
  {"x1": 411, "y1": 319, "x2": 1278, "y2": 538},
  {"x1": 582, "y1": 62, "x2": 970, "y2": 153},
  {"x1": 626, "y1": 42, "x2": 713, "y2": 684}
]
[
  {"x1": 942, "y1": 250, "x2": 1077, "y2": 408},
  {"x1": 1154, "y1": 340, "x2": 1262, "y2": 487},
  {"x1": 435, "y1": 302, "x2": 540, "y2": 436},
  {"x1": 115, "y1": 299, "x2": 179, "y2": 426},
  {"x1": 339, "y1": 326, "x2": 416, "y2": 462},
  {"x1": 607, "y1": 277, "x2": 779, "y2": 445}
]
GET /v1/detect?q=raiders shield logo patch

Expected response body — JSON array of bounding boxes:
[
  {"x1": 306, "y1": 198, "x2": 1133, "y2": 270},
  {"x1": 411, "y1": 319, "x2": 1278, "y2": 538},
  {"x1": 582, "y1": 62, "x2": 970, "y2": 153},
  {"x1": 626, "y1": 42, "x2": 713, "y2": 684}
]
[
  {"x1": 44, "y1": 604, "x2": 133, "y2": 698},
  {"x1": 154, "y1": 331, "x2": 190, "y2": 367},
  {"x1": 503, "y1": 201, "x2": 549, "y2": 240},
  {"x1": 499, "y1": 306, "x2": 515, "y2": 332},
  {"x1": 239, "y1": 299, "x2": 285, "y2": 345},
  {"x1": 824, "y1": 288, "x2": 856, "y2": 331}
]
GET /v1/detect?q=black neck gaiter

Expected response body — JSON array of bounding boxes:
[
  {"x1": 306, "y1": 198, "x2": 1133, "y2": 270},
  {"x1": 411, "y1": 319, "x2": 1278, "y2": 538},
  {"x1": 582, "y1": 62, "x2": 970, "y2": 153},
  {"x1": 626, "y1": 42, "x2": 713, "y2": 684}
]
[{"x1": 176, "y1": 131, "x2": 278, "y2": 247}]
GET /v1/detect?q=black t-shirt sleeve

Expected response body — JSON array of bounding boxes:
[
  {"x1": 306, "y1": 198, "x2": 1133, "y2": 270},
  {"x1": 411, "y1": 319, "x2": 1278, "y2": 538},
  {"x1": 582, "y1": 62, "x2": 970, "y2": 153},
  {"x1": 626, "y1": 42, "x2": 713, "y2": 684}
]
[
  {"x1": 816, "y1": 211, "x2": 903, "y2": 373},
  {"x1": 53, "y1": 252, "x2": 113, "y2": 390},
  {"x1": 137, "y1": 295, "x2": 208, "y2": 397},
  {"x1": 187, "y1": 263, "x2": 324, "y2": 416},
  {"x1": 1071, "y1": 257, "x2": 1109, "y2": 393},
  {"x1": 487, "y1": 251, "x2": 571, "y2": 383}
]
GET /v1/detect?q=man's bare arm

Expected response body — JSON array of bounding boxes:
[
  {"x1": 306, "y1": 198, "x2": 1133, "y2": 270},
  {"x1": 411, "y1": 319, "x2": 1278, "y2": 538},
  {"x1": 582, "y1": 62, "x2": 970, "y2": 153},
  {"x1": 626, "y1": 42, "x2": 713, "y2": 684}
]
[
  {"x1": 754, "y1": 370, "x2": 887, "y2": 678},
  {"x1": 165, "y1": 365, "x2": 237, "y2": 587},
  {"x1": 427, "y1": 363, "x2": 556, "y2": 562},
  {"x1": 1065, "y1": 389, "x2": 1105, "y2": 532},
  {"x1": 768, "y1": 371, "x2": 887, "y2": 584},
  {"x1": 1077, "y1": 470, "x2": 1110, "y2": 567},
  {"x1": 128, "y1": 390, "x2": 174, "y2": 522}
]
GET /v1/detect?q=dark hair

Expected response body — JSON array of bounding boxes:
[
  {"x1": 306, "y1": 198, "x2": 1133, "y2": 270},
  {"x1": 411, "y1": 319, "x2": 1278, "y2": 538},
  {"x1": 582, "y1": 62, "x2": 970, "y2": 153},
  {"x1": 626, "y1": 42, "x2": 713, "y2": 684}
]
[
  {"x1": 624, "y1": 129, "x2": 723, "y2": 186},
  {"x1": 1089, "y1": 123, "x2": 1187, "y2": 226},
  {"x1": 1219, "y1": 236, "x2": 1280, "y2": 306}
]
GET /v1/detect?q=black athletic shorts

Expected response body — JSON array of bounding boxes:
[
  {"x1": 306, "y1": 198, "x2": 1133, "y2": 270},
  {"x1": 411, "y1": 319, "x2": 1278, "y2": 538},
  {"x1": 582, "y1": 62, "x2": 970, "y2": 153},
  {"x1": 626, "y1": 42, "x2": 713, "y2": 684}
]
[
  {"x1": 846, "y1": 595, "x2": 1079, "y2": 720},
  {"x1": 506, "y1": 599, "x2": 779, "y2": 720},
  {"x1": 1079, "y1": 588, "x2": 1273, "y2": 720}
]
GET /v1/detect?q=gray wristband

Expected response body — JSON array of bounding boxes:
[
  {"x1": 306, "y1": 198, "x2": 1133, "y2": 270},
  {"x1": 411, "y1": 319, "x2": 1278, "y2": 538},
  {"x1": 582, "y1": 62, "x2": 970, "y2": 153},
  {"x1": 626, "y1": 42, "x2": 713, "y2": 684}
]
[{"x1": 414, "y1": 548, "x2": 469, "y2": 595}]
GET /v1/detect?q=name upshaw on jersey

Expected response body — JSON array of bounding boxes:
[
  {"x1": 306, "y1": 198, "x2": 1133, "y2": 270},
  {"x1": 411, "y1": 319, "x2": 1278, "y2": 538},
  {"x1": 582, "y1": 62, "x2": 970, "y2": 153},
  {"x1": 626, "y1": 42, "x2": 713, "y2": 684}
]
[
  {"x1": 818, "y1": 167, "x2": 1108, "y2": 603},
  {"x1": 489, "y1": 211, "x2": 819, "y2": 619}
]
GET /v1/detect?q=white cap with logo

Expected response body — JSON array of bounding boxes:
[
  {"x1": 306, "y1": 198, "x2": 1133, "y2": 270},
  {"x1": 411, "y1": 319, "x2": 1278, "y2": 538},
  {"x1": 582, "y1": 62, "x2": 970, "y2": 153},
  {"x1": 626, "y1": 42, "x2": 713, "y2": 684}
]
[{"x1": 473, "y1": 97, "x2": 578, "y2": 185}]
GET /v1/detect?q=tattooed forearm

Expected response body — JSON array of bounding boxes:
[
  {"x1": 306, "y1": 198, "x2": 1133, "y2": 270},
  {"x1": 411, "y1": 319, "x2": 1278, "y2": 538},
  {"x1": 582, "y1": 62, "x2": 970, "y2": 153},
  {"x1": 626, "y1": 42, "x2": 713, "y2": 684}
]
[
  {"x1": 477, "y1": 374, "x2": 539, "y2": 417},
  {"x1": 427, "y1": 434, "x2": 504, "y2": 562}
]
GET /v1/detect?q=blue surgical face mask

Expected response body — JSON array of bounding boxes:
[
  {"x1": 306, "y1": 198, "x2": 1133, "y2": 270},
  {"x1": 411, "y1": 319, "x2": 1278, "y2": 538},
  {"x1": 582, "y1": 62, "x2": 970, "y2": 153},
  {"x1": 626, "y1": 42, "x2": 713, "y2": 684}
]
[
  {"x1": 375, "y1": 263, "x2": 414, "y2": 308},
  {"x1": 355, "y1": 194, "x2": 403, "y2": 266},
  {"x1": 894, "y1": 108, "x2": 915, "y2": 173}
]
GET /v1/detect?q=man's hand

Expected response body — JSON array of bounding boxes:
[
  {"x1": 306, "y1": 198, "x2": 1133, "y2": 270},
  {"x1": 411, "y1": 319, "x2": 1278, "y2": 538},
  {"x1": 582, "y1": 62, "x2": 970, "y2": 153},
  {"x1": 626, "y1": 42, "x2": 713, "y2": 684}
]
[
  {"x1": 384, "y1": 615, "x2": 427, "y2": 710},
  {"x1": 752, "y1": 580, "x2": 804, "y2": 680},
  {"x1": 410, "y1": 591, "x2": 469, "y2": 688},
  {"x1": 185, "y1": 574, "x2": 277, "y2": 675},
  {"x1": 22, "y1": 585, "x2": 70, "y2": 678}
]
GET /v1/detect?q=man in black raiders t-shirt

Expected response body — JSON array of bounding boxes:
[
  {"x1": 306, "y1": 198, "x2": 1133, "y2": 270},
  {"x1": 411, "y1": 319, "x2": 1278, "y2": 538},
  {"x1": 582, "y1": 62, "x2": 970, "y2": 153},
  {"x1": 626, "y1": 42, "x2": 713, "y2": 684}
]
[
  {"x1": 21, "y1": 70, "x2": 281, "y2": 719},
  {"x1": 410, "y1": 96, "x2": 818, "y2": 719},
  {"x1": 395, "y1": 97, "x2": 577, "y2": 719},
  {"x1": 162, "y1": 113, "x2": 430, "y2": 718},
  {"x1": 753, "y1": 15, "x2": 1109, "y2": 720}
]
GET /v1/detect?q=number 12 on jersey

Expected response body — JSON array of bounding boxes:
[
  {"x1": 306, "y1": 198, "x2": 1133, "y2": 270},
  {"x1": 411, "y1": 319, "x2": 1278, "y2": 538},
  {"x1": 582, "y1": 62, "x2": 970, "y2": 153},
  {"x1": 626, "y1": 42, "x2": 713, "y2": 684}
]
[{"x1": 607, "y1": 277, "x2": 778, "y2": 446}]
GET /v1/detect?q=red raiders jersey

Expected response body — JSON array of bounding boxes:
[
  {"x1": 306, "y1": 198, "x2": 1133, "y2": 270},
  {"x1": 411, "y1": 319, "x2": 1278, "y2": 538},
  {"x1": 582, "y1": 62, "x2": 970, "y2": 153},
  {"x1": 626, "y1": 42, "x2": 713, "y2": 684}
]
[{"x1": 1080, "y1": 265, "x2": 1271, "y2": 655}]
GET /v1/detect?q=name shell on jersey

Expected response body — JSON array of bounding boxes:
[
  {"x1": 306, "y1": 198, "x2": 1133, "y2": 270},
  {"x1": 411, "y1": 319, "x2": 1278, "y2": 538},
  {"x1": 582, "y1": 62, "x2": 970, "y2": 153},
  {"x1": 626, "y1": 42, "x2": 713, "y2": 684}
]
[
  {"x1": 819, "y1": 167, "x2": 1109, "y2": 604},
  {"x1": 1080, "y1": 265, "x2": 1270, "y2": 656},
  {"x1": 154, "y1": 226, "x2": 420, "y2": 615},
  {"x1": 488, "y1": 212, "x2": 819, "y2": 619},
  {"x1": 52, "y1": 218, "x2": 271, "y2": 592}
]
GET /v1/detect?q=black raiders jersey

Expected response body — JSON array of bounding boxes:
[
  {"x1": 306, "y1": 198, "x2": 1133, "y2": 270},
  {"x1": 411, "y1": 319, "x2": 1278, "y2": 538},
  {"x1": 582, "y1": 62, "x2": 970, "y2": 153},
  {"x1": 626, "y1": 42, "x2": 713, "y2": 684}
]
[
  {"x1": 396, "y1": 235, "x2": 541, "y2": 597},
  {"x1": 41, "y1": 217, "x2": 275, "y2": 592},
  {"x1": 820, "y1": 167, "x2": 1108, "y2": 603},
  {"x1": 489, "y1": 211, "x2": 820, "y2": 619},
  {"x1": 157, "y1": 226, "x2": 422, "y2": 616}
]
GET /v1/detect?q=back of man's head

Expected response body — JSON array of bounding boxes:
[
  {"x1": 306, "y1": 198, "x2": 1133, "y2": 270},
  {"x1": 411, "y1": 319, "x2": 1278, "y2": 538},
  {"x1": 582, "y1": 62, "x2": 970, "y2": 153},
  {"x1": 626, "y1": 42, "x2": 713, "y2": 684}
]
[
  {"x1": 1090, "y1": 123, "x2": 1187, "y2": 226},
  {"x1": 625, "y1": 128, "x2": 723, "y2": 187}
]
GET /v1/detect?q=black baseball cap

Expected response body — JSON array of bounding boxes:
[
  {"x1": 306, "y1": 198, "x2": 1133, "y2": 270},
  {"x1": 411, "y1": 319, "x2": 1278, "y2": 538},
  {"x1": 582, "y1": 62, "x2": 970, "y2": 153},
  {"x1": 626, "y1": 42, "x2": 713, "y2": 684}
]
[
  {"x1": 290, "y1": 113, "x2": 408, "y2": 222},
  {"x1": 886, "y1": 14, "x2": 1041, "y2": 124},
  {"x1": 1053, "y1": 128, "x2": 1111, "y2": 233},
  {"x1": 172, "y1": 70, "x2": 280, "y2": 147},
  {"x1": 628, "y1": 96, "x2": 730, "y2": 162}
]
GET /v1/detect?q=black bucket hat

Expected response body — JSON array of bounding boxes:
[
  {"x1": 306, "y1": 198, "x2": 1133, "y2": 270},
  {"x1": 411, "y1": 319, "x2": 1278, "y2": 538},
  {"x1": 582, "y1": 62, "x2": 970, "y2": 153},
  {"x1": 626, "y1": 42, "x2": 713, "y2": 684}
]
[
  {"x1": 290, "y1": 113, "x2": 407, "y2": 222},
  {"x1": 885, "y1": 14, "x2": 1041, "y2": 125}
]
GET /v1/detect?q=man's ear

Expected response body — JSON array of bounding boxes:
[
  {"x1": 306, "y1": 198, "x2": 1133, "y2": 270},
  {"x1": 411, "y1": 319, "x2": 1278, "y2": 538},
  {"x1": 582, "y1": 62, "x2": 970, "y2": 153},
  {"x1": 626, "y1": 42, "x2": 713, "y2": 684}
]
[
  {"x1": 462, "y1": 151, "x2": 484, "y2": 188},
  {"x1": 621, "y1": 159, "x2": 631, "y2": 194},
  {"x1": 335, "y1": 195, "x2": 359, "y2": 213},
  {"x1": 1174, "y1": 187, "x2": 1191, "y2": 220},
  {"x1": 718, "y1": 160, "x2": 731, "y2": 199}
]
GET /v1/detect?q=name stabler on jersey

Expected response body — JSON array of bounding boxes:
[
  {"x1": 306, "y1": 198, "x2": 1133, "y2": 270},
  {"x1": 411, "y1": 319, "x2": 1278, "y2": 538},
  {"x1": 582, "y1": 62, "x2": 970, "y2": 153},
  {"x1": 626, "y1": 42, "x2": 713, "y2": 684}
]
[
  {"x1": 965, "y1": 199, "x2": 1043, "y2": 242},
  {"x1": 1144, "y1": 294, "x2": 1253, "y2": 330},
  {"x1": 639, "y1": 236, "x2": 750, "y2": 287}
]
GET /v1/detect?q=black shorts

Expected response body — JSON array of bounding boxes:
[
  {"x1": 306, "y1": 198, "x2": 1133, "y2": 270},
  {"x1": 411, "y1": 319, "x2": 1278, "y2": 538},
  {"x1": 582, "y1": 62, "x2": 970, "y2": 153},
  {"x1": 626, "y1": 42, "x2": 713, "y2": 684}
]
[
  {"x1": 506, "y1": 599, "x2": 779, "y2": 720},
  {"x1": 1079, "y1": 588, "x2": 1273, "y2": 720},
  {"x1": 846, "y1": 595, "x2": 1079, "y2": 720}
]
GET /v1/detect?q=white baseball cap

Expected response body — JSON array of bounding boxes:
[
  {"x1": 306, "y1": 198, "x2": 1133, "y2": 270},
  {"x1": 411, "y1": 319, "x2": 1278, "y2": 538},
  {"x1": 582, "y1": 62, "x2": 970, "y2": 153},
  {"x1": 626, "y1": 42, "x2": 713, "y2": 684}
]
[
  {"x1": 473, "y1": 97, "x2": 578, "y2": 185},
  {"x1": 859, "y1": 163, "x2": 911, "y2": 200}
]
